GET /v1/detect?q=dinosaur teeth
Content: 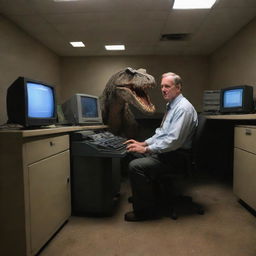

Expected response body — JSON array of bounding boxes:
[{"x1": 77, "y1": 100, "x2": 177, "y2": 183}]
[{"x1": 117, "y1": 85, "x2": 155, "y2": 113}]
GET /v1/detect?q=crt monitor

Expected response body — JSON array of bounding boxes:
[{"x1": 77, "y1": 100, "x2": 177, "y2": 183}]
[
  {"x1": 62, "y1": 93, "x2": 103, "y2": 125},
  {"x1": 220, "y1": 85, "x2": 254, "y2": 114},
  {"x1": 6, "y1": 77, "x2": 57, "y2": 127}
]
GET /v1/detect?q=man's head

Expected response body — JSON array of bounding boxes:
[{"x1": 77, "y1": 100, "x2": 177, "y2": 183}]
[{"x1": 161, "y1": 72, "x2": 182, "y2": 102}]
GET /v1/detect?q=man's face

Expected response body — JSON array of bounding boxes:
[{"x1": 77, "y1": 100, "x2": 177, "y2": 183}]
[{"x1": 161, "y1": 76, "x2": 181, "y2": 102}]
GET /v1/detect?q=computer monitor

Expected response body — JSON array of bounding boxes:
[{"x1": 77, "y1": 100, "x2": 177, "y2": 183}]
[
  {"x1": 220, "y1": 85, "x2": 254, "y2": 114},
  {"x1": 62, "y1": 93, "x2": 103, "y2": 125},
  {"x1": 6, "y1": 77, "x2": 57, "y2": 127}
]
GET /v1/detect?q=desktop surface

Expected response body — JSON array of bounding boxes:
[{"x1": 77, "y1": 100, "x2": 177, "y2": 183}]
[
  {"x1": 204, "y1": 113, "x2": 256, "y2": 120},
  {"x1": 0, "y1": 124, "x2": 108, "y2": 137}
]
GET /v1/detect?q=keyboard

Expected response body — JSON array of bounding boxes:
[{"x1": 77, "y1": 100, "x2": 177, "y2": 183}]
[
  {"x1": 89, "y1": 132, "x2": 127, "y2": 151},
  {"x1": 71, "y1": 130, "x2": 127, "y2": 157}
]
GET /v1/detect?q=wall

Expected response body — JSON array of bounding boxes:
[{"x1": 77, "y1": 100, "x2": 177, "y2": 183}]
[
  {"x1": 60, "y1": 56, "x2": 209, "y2": 112},
  {"x1": 1, "y1": 13, "x2": 256, "y2": 124},
  {"x1": 0, "y1": 15, "x2": 60, "y2": 125},
  {"x1": 209, "y1": 17, "x2": 256, "y2": 93},
  {"x1": 0, "y1": 15, "x2": 209, "y2": 123}
]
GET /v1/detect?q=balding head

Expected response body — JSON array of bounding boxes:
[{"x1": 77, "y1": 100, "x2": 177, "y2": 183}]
[{"x1": 162, "y1": 72, "x2": 183, "y2": 91}]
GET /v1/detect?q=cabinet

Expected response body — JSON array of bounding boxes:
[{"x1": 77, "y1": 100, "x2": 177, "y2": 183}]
[
  {"x1": 233, "y1": 125, "x2": 256, "y2": 211},
  {"x1": 0, "y1": 131, "x2": 71, "y2": 256}
]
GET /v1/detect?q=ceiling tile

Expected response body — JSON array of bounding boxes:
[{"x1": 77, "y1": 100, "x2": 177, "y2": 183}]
[
  {"x1": 163, "y1": 9, "x2": 210, "y2": 34},
  {"x1": 191, "y1": 7, "x2": 256, "y2": 53},
  {"x1": 1, "y1": 0, "x2": 256, "y2": 56},
  {"x1": 215, "y1": 0, "x2": 256, "y2": 8},
  {"x1": 32, "y1": 0, "x2": 172, "y2": 14},
  {"x1": 0, "y1": 0, "x2": 37, "y2": 15}
]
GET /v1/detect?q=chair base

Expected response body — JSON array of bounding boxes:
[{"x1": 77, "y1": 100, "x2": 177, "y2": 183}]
[{"x1": 164, "y1": 195, "x2": 204, "y2": 220}]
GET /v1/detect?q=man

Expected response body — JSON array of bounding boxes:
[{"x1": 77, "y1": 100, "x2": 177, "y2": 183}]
[{"x1": 124, "y1": 72, "x2": 198, "y2": 221}]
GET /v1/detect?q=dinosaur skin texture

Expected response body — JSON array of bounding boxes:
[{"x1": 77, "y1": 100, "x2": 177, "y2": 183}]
[{"x1": 100, "y1": 67, "x2": 156, "y2": 139}]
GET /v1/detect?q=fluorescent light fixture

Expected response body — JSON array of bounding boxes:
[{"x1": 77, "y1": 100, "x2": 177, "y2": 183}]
[
  {"x1": 105, "y1": 45, "x2": 125, "y2": 51},
  {"x1": 173, "y1": 0, "x2": 217, "y2": 9},
  {"x1": 70, "y1": 41, "x2": 85, "y2": 47}
]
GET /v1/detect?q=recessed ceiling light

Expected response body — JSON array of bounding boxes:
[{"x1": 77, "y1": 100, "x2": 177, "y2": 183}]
[
  {"x1": 105, "y1": 45, "x2": 125, "y2": 51},
  {"x1": 173, "y1": 0, "x2": 217, "y2": 9},
  {"x1": 70, "y1": 41, "x2": 85, "y2": 47}
]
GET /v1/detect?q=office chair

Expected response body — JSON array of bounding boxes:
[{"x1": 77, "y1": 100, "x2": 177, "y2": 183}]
[{"x1": 159, "y1": 114, "x2": 206, "y2": 220}]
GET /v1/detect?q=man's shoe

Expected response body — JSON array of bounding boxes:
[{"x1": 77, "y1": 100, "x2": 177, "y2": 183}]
[
  {"x1": 124, "y1": 211, "x2": 160, "y2": 222},
  {"x1": 128, "y1": 196, "x2": 133, "y2": 203}
]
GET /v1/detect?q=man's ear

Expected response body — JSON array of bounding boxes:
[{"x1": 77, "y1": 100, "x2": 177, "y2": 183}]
[{"x1": 177, "y1": 84, "x2": 182, "y2": 91}]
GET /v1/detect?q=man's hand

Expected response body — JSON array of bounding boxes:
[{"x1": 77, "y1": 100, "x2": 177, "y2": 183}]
[
  {"x1": 124, "y1": 139, "x2": 148, "y2": 153},
  {"x1": 123, "y1": 139, "x2": 147, "y2": 147}
]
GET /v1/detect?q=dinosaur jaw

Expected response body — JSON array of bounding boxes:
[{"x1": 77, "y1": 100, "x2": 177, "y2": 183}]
[{"x1": 116, "y1": 86, "x2": 155, "y2": 114}]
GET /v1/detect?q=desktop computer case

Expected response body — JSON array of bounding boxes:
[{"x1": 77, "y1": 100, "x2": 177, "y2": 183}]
[
  {"x1": 203, "y1": 90, "x2": 221, "y2": 113},
  {"x1": 71, "y1": 156, "x2": 121, "y2": 216}
]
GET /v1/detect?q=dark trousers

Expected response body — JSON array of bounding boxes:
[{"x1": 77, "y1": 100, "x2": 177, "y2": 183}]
[{"x1": 128, "y1": 151, "x2": 186, "y2": 214}]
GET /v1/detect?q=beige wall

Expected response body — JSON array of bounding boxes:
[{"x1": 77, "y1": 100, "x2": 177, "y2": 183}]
[
  {"x1": 0, "y1": 15, "x2": 60, "y2": 125},
  {"x1": 209, "y1": 17, "x2": 256, "y2": 94},
  {"x1": 60, "y1": 56, "x2": 208, "y2": 112},
  {"x1": 4, "y1": 13, "x2": 256, "y2": 123}
]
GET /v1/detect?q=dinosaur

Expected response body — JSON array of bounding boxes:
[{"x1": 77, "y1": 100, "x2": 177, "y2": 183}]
[{"x1": 100, "y1": 67, "x2": 156, "y2": 139}]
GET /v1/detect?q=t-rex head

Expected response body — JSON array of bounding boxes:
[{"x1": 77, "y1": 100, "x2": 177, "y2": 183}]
[{"x1": 100, "y1": 67, "x2": 156, "y2": 138}]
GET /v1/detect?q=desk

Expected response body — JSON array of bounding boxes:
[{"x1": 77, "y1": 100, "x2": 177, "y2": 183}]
[
  {"x1": 199, "y1": 114, "x2": 256, "y2": 176},
  {"x1": 0, "y1": 125, "x2": 107, "y2": 256}
]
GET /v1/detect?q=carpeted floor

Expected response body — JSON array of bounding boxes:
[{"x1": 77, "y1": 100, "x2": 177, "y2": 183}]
[{"x1": 39, "y1": 175, "x2": 256, "y2": 256}]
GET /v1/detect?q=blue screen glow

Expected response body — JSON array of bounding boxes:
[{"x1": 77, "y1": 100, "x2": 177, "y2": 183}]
[
  {"x1": 223, "y1": 89, "x2": 243, "y2": 108},
  {"x1": 27, "y1": 82, "x2": 54, "y2": 118},
  {"x1": 81, "y1": 96, "x2": 98, "y2": 117}
]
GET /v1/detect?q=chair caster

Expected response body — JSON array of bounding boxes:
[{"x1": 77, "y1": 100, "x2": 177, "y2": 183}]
[
  {"x1": 197, "y1": 208, "x2": 204, "y2": 215},
  {"x1": 171, "y1": 211, "x2": 178, "y2": 220},
  {"x1": 128, "y1": 196, "x2": 133, "y2": 203}
]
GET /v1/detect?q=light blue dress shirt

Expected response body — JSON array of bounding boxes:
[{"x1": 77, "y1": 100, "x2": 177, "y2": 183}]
[{"x1": 145, "y1": 94, "x2": 198, "y2": 153}]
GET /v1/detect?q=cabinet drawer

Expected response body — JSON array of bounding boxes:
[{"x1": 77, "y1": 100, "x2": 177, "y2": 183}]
[
  {"x1": 234, "y1": 126, "x2": 256, "y2": 154},
  {"x1": 233, "y1": 148, "x2": 256, "y2": 211},
  {"x1": 25, "y1": 134, "x2": 69, "y2": 164}
]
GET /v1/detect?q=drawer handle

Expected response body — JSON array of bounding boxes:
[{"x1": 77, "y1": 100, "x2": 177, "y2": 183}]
[
  {"x1": 245, "y1": 129, "x2": 252, "y2": 135},
  {"x1": 50, "y1": 141, "x2": 55, "y2": 146}
]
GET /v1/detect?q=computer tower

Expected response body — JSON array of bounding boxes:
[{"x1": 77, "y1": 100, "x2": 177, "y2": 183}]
[
  {"x1": 71, "y1": 156, "x2": 121, "y2": 216},
  {"x1": 203, "y1": 90, "x2": 221, "y2": 113}
]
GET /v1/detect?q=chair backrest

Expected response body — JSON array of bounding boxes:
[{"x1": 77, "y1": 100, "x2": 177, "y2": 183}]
[
  {"x1": 192, "y1": 114, "x2": 207, "y2": 167},
  {"x1": 162, "y1": 113, "x2": 207, "y2": 178}
]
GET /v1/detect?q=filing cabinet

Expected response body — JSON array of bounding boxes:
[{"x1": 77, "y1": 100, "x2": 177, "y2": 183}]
[
  {"x1": 234, "y1": 125, "x2": 256, "y2": 211},
  {"x1": 0, "y1": 131, "x2": 71, "y2": 256}
]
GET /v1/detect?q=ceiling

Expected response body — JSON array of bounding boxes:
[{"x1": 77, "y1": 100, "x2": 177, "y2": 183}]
[{"x1": 1, "y1": 0, "x2": 256, "y2": 56}]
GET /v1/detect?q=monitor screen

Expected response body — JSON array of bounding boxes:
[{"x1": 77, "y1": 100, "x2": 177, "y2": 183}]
[
  {"x1": 81, "y1": 96, "x2": 98, "y2": 118},
  {"x1": 27, "y1": 82, "x2": 55, "y2": 118},
  {"x1": 223, "y1": 89, "x2": 243, "y2": 108}
]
